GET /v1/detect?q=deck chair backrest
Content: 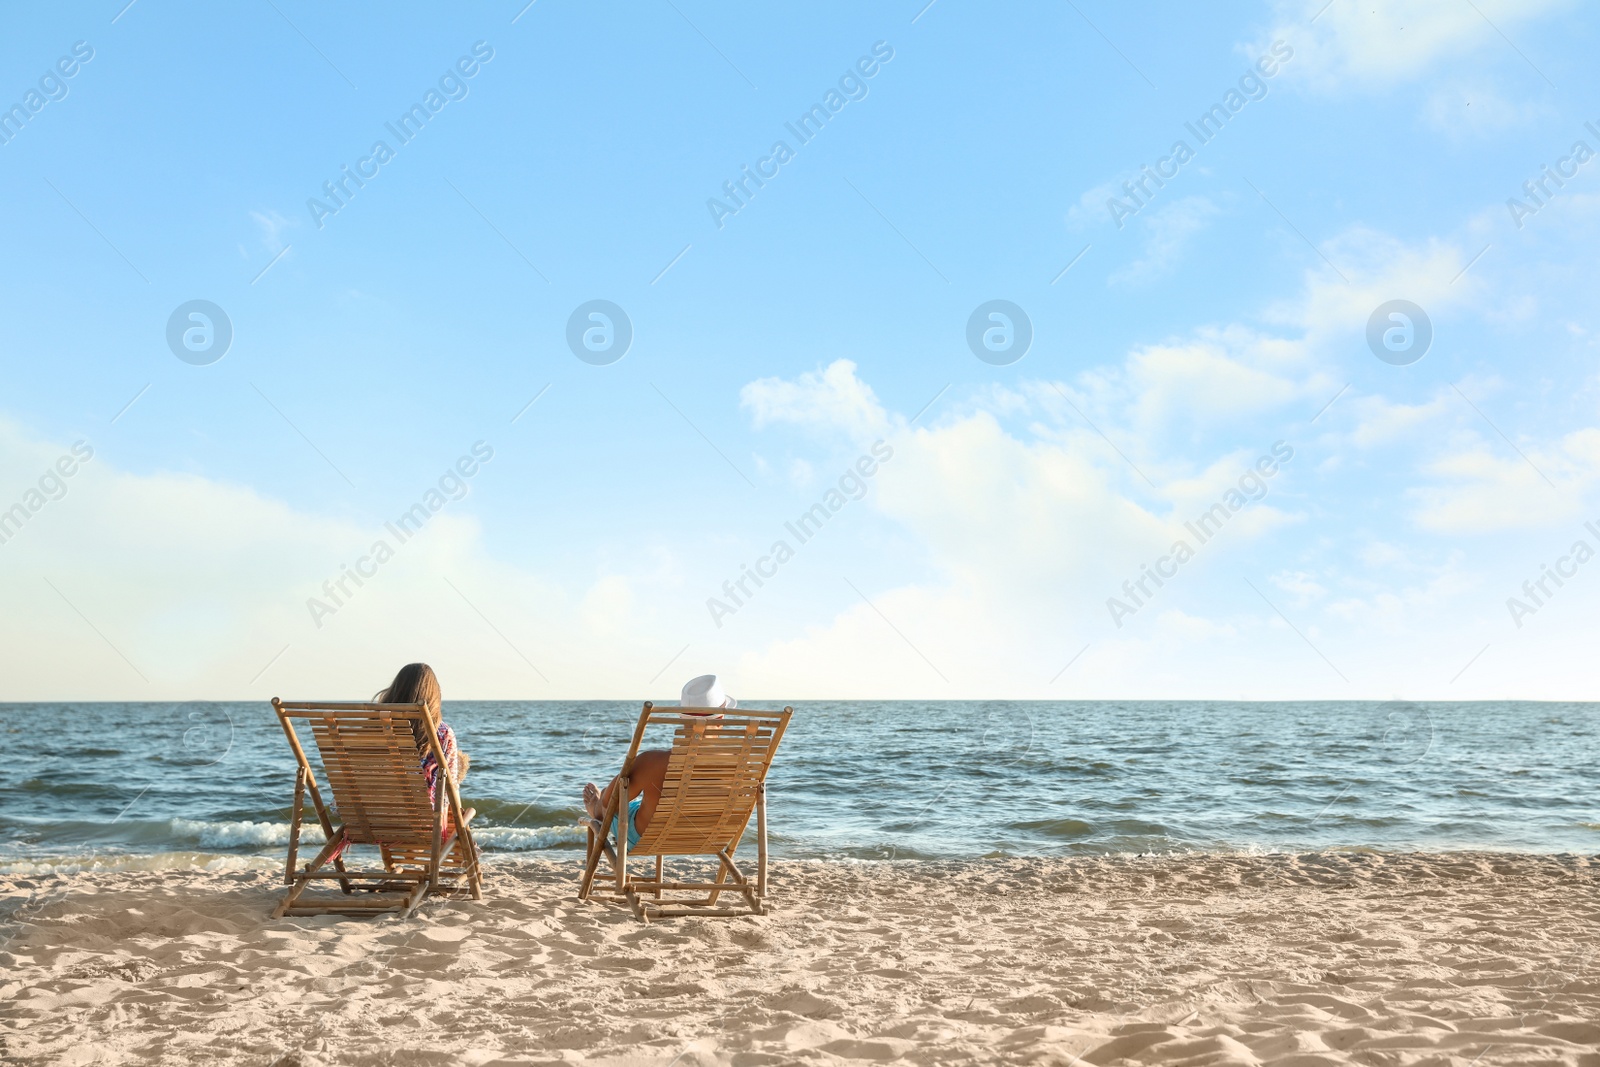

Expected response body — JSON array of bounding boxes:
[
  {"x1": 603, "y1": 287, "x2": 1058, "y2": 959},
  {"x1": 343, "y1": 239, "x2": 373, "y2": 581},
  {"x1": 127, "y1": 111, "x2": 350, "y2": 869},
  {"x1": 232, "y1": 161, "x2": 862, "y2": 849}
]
[
  {"x1": 275, "y1": 702, "x2": 444, "y2": 846},
  {"x1": 627, "y1": 704, "x2": 790, "y2": 856}
]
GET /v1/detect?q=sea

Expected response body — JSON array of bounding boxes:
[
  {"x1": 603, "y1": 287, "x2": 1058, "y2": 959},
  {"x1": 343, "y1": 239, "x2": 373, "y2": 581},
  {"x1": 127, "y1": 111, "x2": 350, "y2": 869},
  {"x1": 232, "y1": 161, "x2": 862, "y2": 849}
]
[{"x1": 3, "y1": 701, "x2": 1597, "y2": 874}]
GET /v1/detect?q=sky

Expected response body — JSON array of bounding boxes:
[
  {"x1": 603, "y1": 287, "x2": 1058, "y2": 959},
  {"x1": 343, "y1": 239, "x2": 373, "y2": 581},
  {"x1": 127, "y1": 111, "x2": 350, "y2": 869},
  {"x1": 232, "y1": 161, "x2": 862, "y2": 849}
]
[{"x1": 2, "y1": 0, "x2": 1599, "y2": 702}]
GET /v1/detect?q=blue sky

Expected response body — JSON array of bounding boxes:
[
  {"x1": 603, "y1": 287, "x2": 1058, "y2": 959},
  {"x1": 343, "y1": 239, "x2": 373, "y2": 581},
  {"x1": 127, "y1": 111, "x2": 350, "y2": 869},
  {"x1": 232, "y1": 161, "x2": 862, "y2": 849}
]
[{"x1": 3, "y1": 0, "x2": 1599, "y2": 700}]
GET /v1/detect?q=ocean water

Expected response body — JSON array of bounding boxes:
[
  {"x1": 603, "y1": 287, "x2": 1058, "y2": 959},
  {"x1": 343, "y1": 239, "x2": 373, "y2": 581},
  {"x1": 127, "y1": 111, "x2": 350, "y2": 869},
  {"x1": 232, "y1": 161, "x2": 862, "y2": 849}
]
[{"x1": 3, "y1": 701, "x2": 1597, "y2": 873}]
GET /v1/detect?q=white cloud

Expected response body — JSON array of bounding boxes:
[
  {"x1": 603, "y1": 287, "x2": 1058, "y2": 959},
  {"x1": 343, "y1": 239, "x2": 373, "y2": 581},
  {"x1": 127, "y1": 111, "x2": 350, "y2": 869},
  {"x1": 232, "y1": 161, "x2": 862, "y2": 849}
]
[
  {"x1": 1157, "y1": 445, "x2": 1304, "y2": 541},
  {"x1": 13, "y1": 209, "x2": 1600, "y2": 701},
  {"x1": 1039, "y1": 234, "x2": 1485, "y2": 449},
  {"x1": 0, "y1": 419, "x2": 674, "y2": 700},
  {"x1": 1335, "y1": 378, "x2": 1600, "y2": 535},
  {"x1": 730, "y1": 362, "x2": 1312, "y2": 696},
  {"x1": 1346, "y1": 390, "x2": 1454, "y2": 448},
  {"x1": 1259, "y1": 0, "x2": 1570, "y2": 91},
  {"x1": 1065, "y1": 179, "x2": 1119, "y2": 232},
  {"x1": 740, "y1": 359, "x2": 890, "y2": 441},
  {"x1": 1360, "y1": 541, "x2": 1409, "y2": 567},
  {"x1": 250, "y1": 209, "x2": 296, "y2": 253},
  {"x1": 1266, "y1": 227, "x2": 1485, "y2": 347},
  {"x1": 1323, "y1": 552, "x2": 1478, "y2": 633},
  {"x1": 1109, "y1": 196, "x2": 1220, "y2": 286},
  {"x1": 715, "y1": 225, "x2": 1600, "y2": 699},
  {"x1": 714, "y1": 227, "x2": 1535, "y2": 695},
  {"x1": 873, "y1": 409, "x2": 1163, "y2": 592},
  {"x1": 1271, "y1": 570, "x2": 1327, "y2": 602},
  {"x1": 1123, "y1": 326, "x2": 1315, "y2": 436},
  {"x1": 1156, "y1": 609, "x2": 1238, "y2": 640},
  {"x1": 1422, "y1": 81, "x2": 1548, "y2": 138},
  {"x1": 1409, "y1": 429, "x2": 1600, "y2": 533}
]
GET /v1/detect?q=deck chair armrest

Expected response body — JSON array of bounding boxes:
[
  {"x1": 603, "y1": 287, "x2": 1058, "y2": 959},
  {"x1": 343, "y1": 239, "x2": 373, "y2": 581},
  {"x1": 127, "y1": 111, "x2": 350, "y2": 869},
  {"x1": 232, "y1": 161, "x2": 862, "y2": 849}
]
[{"x1": 618, "y1": 702, "x2": 657, "y2": 778}]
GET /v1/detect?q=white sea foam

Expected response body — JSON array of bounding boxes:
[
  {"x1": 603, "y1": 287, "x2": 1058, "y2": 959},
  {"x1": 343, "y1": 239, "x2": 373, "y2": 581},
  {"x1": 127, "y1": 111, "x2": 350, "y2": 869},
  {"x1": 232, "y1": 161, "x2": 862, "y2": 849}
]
[
  {"x1": 162, "y1": 817, "x2": 581, "y2": 852},
  {"x1": 170, "y1": 818, "x2": 321, "y2": 848},
  {"x1": 473, "y1": 824, "x2": 586, "y2": 851}
]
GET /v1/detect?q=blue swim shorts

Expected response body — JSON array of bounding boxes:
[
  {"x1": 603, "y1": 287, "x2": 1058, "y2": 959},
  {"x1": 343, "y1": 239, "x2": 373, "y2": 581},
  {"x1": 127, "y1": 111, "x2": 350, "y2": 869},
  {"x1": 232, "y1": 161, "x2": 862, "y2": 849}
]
[{"x1": 611, "y1": 796, "x2": 643, "y2": 848}]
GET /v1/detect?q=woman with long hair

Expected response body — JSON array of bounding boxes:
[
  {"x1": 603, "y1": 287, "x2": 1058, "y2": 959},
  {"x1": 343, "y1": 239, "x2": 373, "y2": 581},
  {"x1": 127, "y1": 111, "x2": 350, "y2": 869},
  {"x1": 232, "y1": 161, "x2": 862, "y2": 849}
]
[{"x1": 375, "y1": 662, "x2": 469, "y2": 808}]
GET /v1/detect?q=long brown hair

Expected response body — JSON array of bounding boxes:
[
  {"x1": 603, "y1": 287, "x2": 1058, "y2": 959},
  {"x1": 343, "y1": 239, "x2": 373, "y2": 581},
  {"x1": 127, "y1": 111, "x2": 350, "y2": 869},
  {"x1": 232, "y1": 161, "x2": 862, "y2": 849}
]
[{"x1": 375, "y1": 662, "x2": 442, "y2": 749}]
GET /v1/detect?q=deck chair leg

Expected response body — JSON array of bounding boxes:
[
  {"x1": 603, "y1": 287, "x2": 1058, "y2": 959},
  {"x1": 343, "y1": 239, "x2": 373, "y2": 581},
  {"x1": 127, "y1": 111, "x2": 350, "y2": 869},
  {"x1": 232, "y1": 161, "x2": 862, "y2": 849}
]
[
  {"x1": 705, "y1": 839, "x2": 741, "y2": 907},
  {"x1": 578, "y1": 822, "x2": 603, "y2": 900},
  {"x1": 435, "y1": 815, "x2": 483, "y2": 901},
  {"x1": 399, "y1": 876, "x2": 430, "y2": 918},
  {"x1": 716, "y1": 849, "x2": 761, "y2": 914},
  {"x1": 285, "y1": 767, "x2": 305, "y2": 886},
  {"x1": 613, "y1": 776, "x2": 630, "y2": 893},
  {"x1": 273, "y1": 829, "x2": 348, "y2": 918},
  {"x1": 579, "y1": 787, "x2": 622, "y2": 901},
  {"x1": 705, "y1": 861, "x2": 730, "y2": 907},
  {"x1": 274, "y1": 875, "x2": 313, "y2": 919},
  {"x1": 429, "y1": 796, "x2": 445, "y2": 892},
  {"x1": 461, "y1": 825, "x2": 484, "y2": 901},
  {"x1": 436, "y1": 827, "x2": 459, "y2": 887},
  {"x1": 578, "y1": 832, "x2": 598, "y2": 900},
  {"x1": 625, "y1": 886, "x2": 650, "y2": 923},
  {"x1": 757, "y1": 783, "x2": 768, "y2": 900},
  {"x1": 654, "y1": 854, "x2": 664, "y2": 898},
  {"x1": 332, "y1": 853, "x2": 354, "y2": 895}
]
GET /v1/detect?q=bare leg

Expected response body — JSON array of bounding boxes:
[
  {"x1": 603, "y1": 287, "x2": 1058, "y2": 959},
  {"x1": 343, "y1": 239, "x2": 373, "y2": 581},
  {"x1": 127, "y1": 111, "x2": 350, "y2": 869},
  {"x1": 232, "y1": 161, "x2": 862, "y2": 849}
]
[{"x1": 589, "y1": 750, "x2": 671, "y2": 836}]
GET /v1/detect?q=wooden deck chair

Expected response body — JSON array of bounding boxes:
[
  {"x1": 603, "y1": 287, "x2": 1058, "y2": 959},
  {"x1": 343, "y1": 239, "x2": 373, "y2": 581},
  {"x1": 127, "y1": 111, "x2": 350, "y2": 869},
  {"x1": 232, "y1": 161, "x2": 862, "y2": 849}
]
[
  {"x1": 272, "y1": 699, "x2": 483, "y2": 918},
  {"x1": 578, "y1": 702, "x2": 792, "y2": 921}
]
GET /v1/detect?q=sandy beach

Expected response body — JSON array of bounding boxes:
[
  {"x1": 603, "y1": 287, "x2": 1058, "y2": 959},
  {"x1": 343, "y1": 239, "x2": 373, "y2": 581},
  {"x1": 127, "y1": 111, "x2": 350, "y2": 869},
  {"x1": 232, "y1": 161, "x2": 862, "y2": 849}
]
[{"x1": 3, "y1": 851, "x2": 1596, "y2": 1066}]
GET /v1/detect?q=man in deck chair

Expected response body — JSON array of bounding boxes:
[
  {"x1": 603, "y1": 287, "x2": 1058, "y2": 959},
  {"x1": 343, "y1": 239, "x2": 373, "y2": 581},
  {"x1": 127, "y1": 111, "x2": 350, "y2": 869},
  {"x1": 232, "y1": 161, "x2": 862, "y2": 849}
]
[{"x1": 581, "y1": 673, "x2": 732, "y2": 845}]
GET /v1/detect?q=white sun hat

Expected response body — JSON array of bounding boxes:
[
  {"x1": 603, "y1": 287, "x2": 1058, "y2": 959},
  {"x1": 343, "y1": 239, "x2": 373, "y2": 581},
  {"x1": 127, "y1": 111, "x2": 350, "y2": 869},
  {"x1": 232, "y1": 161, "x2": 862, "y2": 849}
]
[{"x1": 679, "y1": 674, "x2": 736, "y2": 711}]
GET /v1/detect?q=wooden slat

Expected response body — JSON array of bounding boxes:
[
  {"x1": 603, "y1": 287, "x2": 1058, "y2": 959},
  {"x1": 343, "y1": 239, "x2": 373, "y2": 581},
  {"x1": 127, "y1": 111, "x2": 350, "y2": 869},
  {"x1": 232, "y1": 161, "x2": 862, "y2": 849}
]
[
  {"x1": 611, "y1": 705, "x2": 788, "y2": 877},
  {"x1": 294, "y1": 868, "x2": 430, "y2": 880},
  {"x1": 273, "y1": 697, "x2": 484, "y2": 917},
  {"x1": 278, "y1": 702, "x2": 431, "y2": 712}
]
